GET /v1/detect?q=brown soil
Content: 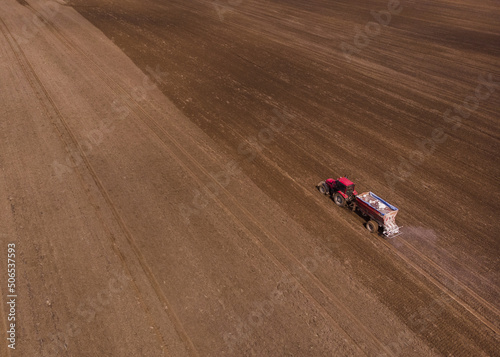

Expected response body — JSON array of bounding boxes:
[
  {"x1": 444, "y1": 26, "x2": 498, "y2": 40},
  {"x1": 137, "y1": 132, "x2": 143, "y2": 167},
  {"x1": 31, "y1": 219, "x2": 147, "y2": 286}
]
[{"x1": 1, "y1": 0, "x2": 499, "y2": 356}]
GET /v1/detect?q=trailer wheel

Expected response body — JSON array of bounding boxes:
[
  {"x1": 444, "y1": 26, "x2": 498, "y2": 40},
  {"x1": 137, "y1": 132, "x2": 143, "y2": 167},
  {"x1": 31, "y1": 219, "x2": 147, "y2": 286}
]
[
  {"x1": 317, "y1": 181, "x2": 328, "y2": 195},
  {"x1": 333, "y1": 193, "x2": 346, "y2": 207},
  {"x1": 366, "y1": 220, "x2": 379, "y2": 233}
]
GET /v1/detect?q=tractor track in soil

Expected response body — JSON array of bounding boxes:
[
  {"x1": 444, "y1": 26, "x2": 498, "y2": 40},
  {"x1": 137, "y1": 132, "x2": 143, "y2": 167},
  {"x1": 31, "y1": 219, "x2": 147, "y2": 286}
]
[{"x1": 0, "y1": 14, "x2": 194, "y2": 357}]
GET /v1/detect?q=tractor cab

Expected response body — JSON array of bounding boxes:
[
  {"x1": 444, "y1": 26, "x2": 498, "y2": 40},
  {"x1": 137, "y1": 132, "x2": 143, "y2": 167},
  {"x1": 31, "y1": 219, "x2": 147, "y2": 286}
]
[{"x1": 335, "y1": 177, "x2": 357, "y2": 199}]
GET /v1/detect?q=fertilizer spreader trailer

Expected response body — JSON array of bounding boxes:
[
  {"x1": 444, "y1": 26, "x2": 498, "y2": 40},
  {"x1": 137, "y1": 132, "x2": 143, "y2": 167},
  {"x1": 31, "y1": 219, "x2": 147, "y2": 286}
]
[{"x1": 317, "y1": 177, "x2": 401, "y2": 237}]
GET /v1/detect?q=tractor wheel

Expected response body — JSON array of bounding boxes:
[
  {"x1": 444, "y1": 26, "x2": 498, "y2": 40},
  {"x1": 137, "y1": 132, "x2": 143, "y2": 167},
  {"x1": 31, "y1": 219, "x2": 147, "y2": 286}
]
[
  {"x1": 317, "y1": 181, "x2": 328, "y2": 195},
  {"x1": 333, "y1": 192, "x2": 346, "y2": 207},
  {"x1": 366, "y1": 220, "x2": 379, "y2": 233}
]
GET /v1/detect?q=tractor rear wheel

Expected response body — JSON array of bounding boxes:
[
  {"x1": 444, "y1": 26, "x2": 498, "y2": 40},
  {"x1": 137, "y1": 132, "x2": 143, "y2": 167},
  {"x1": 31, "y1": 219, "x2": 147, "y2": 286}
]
[
  {"x1": 333, "y1": 193, "x2": 346, "y2": 207},
  {"x1": 317, "y1": 181, "x2": 328, "y2": 195},
  {"x1": 366, "y1": 220, "x2": 379, "y2": 233}
]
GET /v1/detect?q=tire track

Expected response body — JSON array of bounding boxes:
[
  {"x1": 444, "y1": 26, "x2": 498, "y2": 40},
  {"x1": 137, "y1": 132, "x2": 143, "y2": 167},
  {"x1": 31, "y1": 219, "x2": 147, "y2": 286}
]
[
  {"x1": 399, "y1": 238, "x2": 500, "y2": 320},
  {"x1": 257, "y1": 119, "x2": 500, "y2": 336},
  {"x1": 0, "y1": 14, "x2": 186, "y2": 357},
  {"x1": 266, "y1": 119, "x2": 500, "y2": 335},
  {"x1": 375, "y1": 235, "x2": 500, "y2": 335}
]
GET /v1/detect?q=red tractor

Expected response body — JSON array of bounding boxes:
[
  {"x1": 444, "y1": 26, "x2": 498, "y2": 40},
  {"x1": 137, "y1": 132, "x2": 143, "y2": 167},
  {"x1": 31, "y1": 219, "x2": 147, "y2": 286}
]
[
  {"x1": 317, "y1": 177, "x2": 358, "y2": 207},
  {"x1": 317, "y1": 177, "x2": 401, "y2": 237}
]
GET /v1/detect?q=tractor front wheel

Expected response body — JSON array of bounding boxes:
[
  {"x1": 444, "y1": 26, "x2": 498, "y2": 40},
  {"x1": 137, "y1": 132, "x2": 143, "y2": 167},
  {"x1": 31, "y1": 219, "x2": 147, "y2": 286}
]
[
  {"x1": 366, "y1": 220, "x2": 379, "y2": 233},
  {"x1": 333, "y1": 193, "x2": 346, "y2": 207}
]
